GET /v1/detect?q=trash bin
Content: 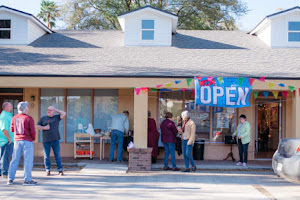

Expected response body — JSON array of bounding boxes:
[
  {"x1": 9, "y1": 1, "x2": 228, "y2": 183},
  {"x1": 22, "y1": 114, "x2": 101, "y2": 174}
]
[{"x1": 193, "y1": 139, "x2": 205, "y2": 160}]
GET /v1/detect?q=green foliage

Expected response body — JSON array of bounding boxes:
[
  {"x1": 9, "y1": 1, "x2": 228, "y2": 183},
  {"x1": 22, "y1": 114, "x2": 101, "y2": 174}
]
[
  {"x1": 37, "y1": 0, "x2": 60, "y2": 29},
  {"x1": 62, "y1": 0, "x2": 247, "y2": 30}
]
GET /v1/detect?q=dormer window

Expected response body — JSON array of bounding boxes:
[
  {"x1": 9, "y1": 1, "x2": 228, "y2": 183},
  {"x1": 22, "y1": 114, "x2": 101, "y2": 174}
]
[
  {"x1": 288, "y1": 22, "x2": 300, "y2": 42},
  {"x1": 0, "y1": 20, "x2": 11, "y2": 39},
  {"x1": 141, "y1": 20, "x2": 154, "y2": 40}
]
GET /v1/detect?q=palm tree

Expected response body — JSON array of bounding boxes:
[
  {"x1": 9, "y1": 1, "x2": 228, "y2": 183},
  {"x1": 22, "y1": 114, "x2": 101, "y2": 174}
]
[{"x1": 37, "y1": 0, "x2": 60, "y2": 29}]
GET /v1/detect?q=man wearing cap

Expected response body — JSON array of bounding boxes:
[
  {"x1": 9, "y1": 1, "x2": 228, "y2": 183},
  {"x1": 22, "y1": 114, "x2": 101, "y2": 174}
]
[
  {"x1": 0, "y1": 102, "x2": 14, "y2": 179},
  {"x1": 37, "y1": 106, "x2": 66, "y2": 176},
  {"x1": 7, "y1": 102, "x2": 37, "y2": 186},
  {"x1": 109, "y1": 110, "x2": 129, "y2": 162}
]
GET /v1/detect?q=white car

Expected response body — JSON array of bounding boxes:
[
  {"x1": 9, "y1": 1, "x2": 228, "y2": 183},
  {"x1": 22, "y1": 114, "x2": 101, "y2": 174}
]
[{"x1": 272, "y1": 138, "x2": 300, "y2": 184}]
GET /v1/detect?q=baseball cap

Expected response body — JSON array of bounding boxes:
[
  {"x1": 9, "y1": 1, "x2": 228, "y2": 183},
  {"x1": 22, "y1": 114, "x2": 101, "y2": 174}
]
[{"x1": 17, "y1": 101, "x2": 29, "y2": 113}]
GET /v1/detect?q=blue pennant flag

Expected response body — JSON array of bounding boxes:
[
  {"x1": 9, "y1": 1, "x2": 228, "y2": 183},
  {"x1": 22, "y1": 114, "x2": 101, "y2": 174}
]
[
  {"x1": 263, "y1": 91, "x2": 269, "y2": 99},
  {"x1": 175, "y1": 80, "x2": 182, "y2": 84},
  {"x1": 279, "y1": 83, "x2": 285, "y2": 87}
]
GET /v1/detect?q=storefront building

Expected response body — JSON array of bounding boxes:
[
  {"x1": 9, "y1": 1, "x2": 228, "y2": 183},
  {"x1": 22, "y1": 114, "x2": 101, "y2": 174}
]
[{"x1": 1, "y1": 6, "x2": 300, "y2": 161}]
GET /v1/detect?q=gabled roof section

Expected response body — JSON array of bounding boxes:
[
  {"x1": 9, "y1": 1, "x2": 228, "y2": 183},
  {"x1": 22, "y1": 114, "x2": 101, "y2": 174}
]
[
  {"x1": 118, "y1": 6, "x2": 178, "y2": 33},
  {"x1": 249, "y1": 6, "x2": 300, "y2": 35},
  {"x1": 0, "y1": 5, "x2": 53, "y2": 34}
]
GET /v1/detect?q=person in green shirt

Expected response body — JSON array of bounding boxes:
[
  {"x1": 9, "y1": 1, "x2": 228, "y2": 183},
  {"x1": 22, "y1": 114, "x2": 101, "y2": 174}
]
[
  {"x1": 0, "y1": 102, "x2": 14, "y2": 178},
  {"x1": 232, "y1": 114, "x2": 251, "y2": 167}
]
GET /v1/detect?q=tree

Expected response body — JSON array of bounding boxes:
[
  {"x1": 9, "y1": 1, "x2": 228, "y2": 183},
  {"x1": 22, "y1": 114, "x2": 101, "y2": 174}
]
[
  {"x1": 62, "y1": 0, "x2": 247, "y2": 30},
  {"x1": 37, "y1": 0, "x2": 61, "y2": 29}
]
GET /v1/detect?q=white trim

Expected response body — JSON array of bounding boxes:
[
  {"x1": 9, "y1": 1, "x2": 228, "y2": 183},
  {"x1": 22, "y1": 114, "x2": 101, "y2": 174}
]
[
  {"x1": 287, "y1": 21, "x2": 300, "y2": 42},
  {"x1": 119, "y1": 7, "x2": 178, "y2": 20},
  {"x1": 140, "y1": 19, "x2": 155, "y2": 41}
]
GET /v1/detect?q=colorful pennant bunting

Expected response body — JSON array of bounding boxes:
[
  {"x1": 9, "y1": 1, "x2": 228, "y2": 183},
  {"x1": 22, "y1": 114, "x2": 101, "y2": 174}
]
[
  {"x1": 172, "y1": 88, "x2": 178, "y2": 91},
  {"x1": 249, "y1": 78, "x2": 255, "y2": 86},
  {"x1": 141, "y1": 87, "x2": 149, "y2": 92},
  {"x1": 282, "y1": 91, "x2": 288, "y2": 98},
  {"x1": 207, "y1": 77, "x2": 214, "y2": 85},
  {"x1": 259, "y1": 76, "x2": 265, "y2": 82},
  {"x1": 186, "y1": 78, "x2": 193, "y2": 86},
  {"x1": 151, "y1": 88, "x2": 157, "y2": 92},
  {"x1": 238, "y1": 78, "x2": 244, "y2": 86},
  {"x1": 289, "y1": 86, "x2": 295, "y2": 92},
  {"x1": 263, "y1": 91, "x2": 269, "y2": 99},
  {"x1": 217, "y1": 77, "x2": 224, "y2": 85},
  {"x1": 134, "y1": 88, "x2": 141, "y2": 95},
  {"x1": 165, "y1": 83, "x2": 172, "y2": 88},
  {"x1": 299, "y1": 88, "x2": 300, "y2": 97},
  {"x1": 269, "y1": 83, "x2": 275, "y2": 90},
  {"x1": 182, "y1": 88, "x2": 188, "y2": 91},
  {"x1": 272, "y1": 91, "x2": 279, "y2": 99},
  {"x1": 279, "y1": 83, "x2": 285, "y2": 87},
  {"x1": 175, "y1": 80, "x2": 182, "y2": 84},
  {"x1": 253, "y1": 91, "x2": 259, "y2": 99},
  {"x1": 156, "y1": 85, "x2": 163, "y2": 88}
]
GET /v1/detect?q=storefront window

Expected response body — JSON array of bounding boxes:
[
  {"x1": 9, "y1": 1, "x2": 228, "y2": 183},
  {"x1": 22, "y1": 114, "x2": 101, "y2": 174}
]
[
  {"x1": 212, "y1": 107, "x2": 236, "y2": 143},
  {"x1": 40, "y1": 89, "x2": 65, "y2": 142},
  {"x1": 93, "y1": 89, "x2": 118, "y2": 132},
  {"x1": 66, "y1": 89, "x2": 91, "y2": 143}
]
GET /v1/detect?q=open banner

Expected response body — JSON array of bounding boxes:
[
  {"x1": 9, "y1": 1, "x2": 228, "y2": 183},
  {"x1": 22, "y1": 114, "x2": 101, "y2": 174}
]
[{"x1": 195, "y1": 77, "x2": 252, "y2": 108}]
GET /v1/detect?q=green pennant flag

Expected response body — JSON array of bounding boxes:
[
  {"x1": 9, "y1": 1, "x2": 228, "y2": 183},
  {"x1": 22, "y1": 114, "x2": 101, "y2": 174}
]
[
  {"x1": 253, "y1": 91, "x2": 259, "y2": 99},
  {"x1": 151, "y1": 88, "x2": 157, "y2": 92},
  {"x1": 238, "y1": 78, "x2": 244, "y2": 86},
  {"x1": 217, "y1": 77, "x2": 223, "y2": 85},
  {"x1": 288, "y1": 86, "x2": 295, "y2": 92},
  {"x1": 186, "y1": 78, "x2": 193, "y2": 86}
]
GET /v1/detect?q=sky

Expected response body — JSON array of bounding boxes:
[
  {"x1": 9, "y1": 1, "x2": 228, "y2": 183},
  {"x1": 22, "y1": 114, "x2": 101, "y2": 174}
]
[{"x1": 1, "y1": 0, "x2": 300, "y2": 31}]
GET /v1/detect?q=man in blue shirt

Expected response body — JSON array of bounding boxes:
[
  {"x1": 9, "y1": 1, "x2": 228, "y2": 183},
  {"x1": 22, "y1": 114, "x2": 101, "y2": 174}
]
[
  {"x1": 109, "y1": 110, "x2": 129, "y2": 162},
  {"x1": 0, "y1": 102, "x2": 14, "y2": 179}
]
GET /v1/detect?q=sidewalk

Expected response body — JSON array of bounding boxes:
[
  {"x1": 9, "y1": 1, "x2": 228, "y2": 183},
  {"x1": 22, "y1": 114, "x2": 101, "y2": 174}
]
[{"x1": 27, "y1": 157, "x2": 272, "y2": 172}]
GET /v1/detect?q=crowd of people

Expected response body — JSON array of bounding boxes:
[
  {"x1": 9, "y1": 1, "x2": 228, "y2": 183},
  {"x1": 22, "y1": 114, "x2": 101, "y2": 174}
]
[{"x1": 0, "y1": 101, "x2": 65, "y2": 186}]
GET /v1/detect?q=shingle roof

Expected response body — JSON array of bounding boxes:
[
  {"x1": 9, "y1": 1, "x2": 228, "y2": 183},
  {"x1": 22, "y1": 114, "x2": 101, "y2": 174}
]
[{"x1": 0, "y1": 30, "x2": 300, "y2": 78}]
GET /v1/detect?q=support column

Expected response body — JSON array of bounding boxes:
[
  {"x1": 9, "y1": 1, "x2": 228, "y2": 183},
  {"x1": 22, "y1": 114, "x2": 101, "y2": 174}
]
[
  {"x1": 292, "y1": 92, "x2": 300, "y2": 138},
  {"x1": 133, "y1": 90, "x2": 148, "y2": 148}
]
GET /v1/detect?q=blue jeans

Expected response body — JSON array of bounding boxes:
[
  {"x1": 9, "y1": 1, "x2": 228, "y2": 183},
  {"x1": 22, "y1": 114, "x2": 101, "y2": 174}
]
[
  {"x1": 110, "y1": 130, "x2": 124, "y2": 161},
  {"x1": 183, "y1": 140, "x2": 195, "y2": 168},
  {"x1": 0, "y1": 142, "x2": 14, "y2": 175},
  {"x1": 163, "y1": 143, "x2": 176, "y2": 168},
  {"x1": 43, "y1": 140, "x2": 63, "y2": 171},
  {"x1": 238, "y1": 139, "x2": 249, "y2": 163},
  {"x1": 8, "y1": 140, "x2": 34, "y2": 182}
]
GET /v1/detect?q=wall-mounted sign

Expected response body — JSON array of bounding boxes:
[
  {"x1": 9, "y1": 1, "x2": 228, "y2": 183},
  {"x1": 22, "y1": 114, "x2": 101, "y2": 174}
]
[{"x1": 195, "y1": 77, "x2": 252, "y2": 108}]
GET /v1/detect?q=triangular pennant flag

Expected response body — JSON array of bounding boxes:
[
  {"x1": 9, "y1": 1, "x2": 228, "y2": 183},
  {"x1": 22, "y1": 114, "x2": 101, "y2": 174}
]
[
  {"x1": 259, "y1": 76, "x2": 265, "y2": 82},
  {"x1": 217, "y1": 77, "x2": 223, "y2": 85},
  {"x1": 207, "y1": 77, "x2": 215, "y2": 85},
  {"x1": 269, "y1": 83, "x2": 275, "y2": 90},
  {"x1": 134, "y1": 88, "x2": 141, "y2": 95},
  {"x1": 298, "y1": 88, "x2": 300, "y2": 97},
  {"x1": 175, "y1": 80, "x2": 182, "y2": 84},
  {"x1": 263, "y1": 91, "x2": 269, "y2": 99},
  {"x1": 151, "y1": 88, "x2": 157, "y2": 92},
  {"x1": 165, "y1": 83, "x2": 172, "y2": 88},
  {"x1": 253, "y1": 91, "x2": 259, "y2": 99},
  {"x1": 238, "y1": 78, "x2": 244, "y2": 86},
  {"x1": 272, "y1": 91, "x2": 279, "y2": 99},
  {"x1": 156, "y1": 85, "x2": 163, "y2": 88},
  {"x1": 282, "y1": 91, "x2": 288, "y2": 98},
  {"x1": 196, "y1": 77, "x2": 203, "y2": 80},
  {"x1": 186, "y1": 78, "x2": 193, "y2": 86},
  {"x1": 172, "y1": 88, "x2": 178, "y2": 91},
  {"x1": 288, "y1": 86, "x2": 295, "y2": 92},
  {"x1": 141, "y1": 87, "x2": 149, "y2": 92},
  {"x1": 279, "y1": 83, "x2": 285, "y2": 87},
  {"x1": 182, "y1": 88, "x2": 188, "y2": 91},
  {"x1": 249, "y1": 78, "x2": 255, "y2": 86}
]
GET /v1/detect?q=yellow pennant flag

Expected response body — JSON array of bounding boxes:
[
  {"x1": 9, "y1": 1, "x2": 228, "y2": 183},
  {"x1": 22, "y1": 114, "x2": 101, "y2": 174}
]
[
  {"x1": 272, "y1": 91, "x2": 279, "y2": 99},
  {"x1": 172, "y1": 88, "x2": 177, "y2": 91},
  {"x1": 269, "y1": 83, "x2": 275, "y2": 90},
  {"x1": 165, "y1": 83, "x2": 172, "y2": 88}
]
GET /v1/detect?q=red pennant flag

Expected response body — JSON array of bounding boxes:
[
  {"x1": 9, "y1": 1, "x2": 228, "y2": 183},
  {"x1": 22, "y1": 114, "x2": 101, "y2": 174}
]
[
  {"x1": 182, "y1": 88, "x2": 187, "y2": 91},
  {"x1": 207, "y1": 77, "x2": 215, "y2": 85},
  {"x1": 141, "y1": 87, "x2": 149, "y2": 92},
  {"x1": 134, "y1": 88, "x2": 141, "y2": 95},
  {"x1": 258, "y1": 76, "x2": 265, "y2": 82},
  {"x1": 196, "y1": 77, "x2": 203, "y2": 80},
  {"x1": 298, "y1": 88, "x2": 300, "y2": 97},
  {"x1": 156, "y1": 85, "x2": 163, "y2": 88},
  {"x1": 248, "y1": 78, "x2": 255, "y2": 86},
  {"x1": 282, "y1": 91, "x2": 288, "y2": 98}
]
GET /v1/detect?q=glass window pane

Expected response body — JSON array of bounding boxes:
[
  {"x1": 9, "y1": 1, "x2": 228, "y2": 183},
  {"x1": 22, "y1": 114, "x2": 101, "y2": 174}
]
[
  {"x1": 67, "y1": 89, "x2": 91, "y2": 143},
  {"x1": 40, "y1": 89, "x2": 65, "y2": 143},
  {"x1": 289, "y1": 22, "x2": 300, "y2": 31},
  {"x1": 142, "y1": 20, "x2": 154, "y2": 29},
  {"x1": 93, "y1": 90, "x2": 118, "y2": 141},
  {"x1": 0, "y1": 30, "x2": 10, "y2": 39},
  {"x1": 212, "y1": 107, "x2": 236, "y2": 143},
  {"x1": 142, "y1": 30, "x2": 154, "y2": 40},
  {"x1": 0, "y1": 20, "x2": 11, "y2": 28},
  {"x1": 288, "y1": 32, "x2": 300, "y2": 42}
]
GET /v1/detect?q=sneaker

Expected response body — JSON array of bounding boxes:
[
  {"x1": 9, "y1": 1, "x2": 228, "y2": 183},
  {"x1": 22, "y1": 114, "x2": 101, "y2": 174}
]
[
  {"x1": 182, "y1": 168, "x2": 191, "y2": 172},
  {"x1": 46, "y1": 171, "x2": 51, "y2": 176},
  {"x1": 23, "y1": 180, "x2": 37, "y2": 186},
  {"x1": 109, "y1": 160, "x2": 114, "y2": 162},
  {"x1": 117, "y1": 160, "x2": 125, "y2": 163},
  {"x1": 243, "y1": 162, "x2": 247, "y2": 167},
  {"x1": 2, "y1": 175, "x2": 8, "y2": 179},
  {"x1": 58, "y1": 171, "x2": 64, "y2": 176},
  {"x1": 236, "y1": 162, "x2": 243, "y2": 166},
  {"x1": 172, "y1": 167, "x2": 181, "y2": 171},
  {"x1": 7, "y1": 180, "x2": 13, "y2": 185},
  {"x1": 163, "y1": 167, "x2": 171, "y2": 170},
  {"x1": 191, "y1": 166, "x2": 197, "y2": 172}
]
